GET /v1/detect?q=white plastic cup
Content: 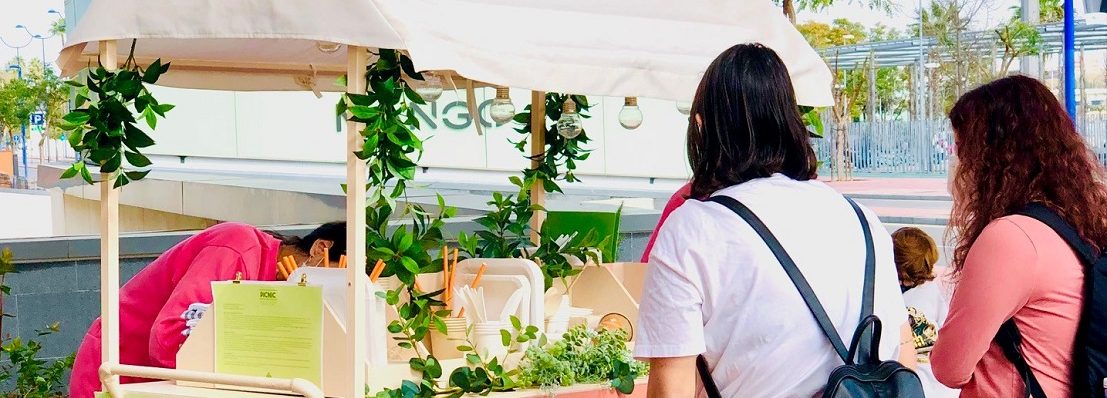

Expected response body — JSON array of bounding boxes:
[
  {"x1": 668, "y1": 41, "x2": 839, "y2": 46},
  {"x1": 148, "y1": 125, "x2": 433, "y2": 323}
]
[{"x1": 473, "y1": 321, "x2": 510, "y2": 361}]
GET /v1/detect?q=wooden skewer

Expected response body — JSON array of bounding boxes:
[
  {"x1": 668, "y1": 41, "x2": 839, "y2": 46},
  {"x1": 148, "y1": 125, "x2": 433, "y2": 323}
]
[
  {"x1": 369, "y1": 259, "x2": 386, "y2": 282},
  {"x1": 457, "y1": 263, "x2": 488, "y2": 319},
  {"x1": 324, "y1": 248, "x2": 330, "y2": 268}
]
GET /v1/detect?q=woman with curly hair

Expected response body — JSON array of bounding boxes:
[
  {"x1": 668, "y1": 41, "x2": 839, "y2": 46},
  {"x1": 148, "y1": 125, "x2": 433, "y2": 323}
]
[{"x1": 930, "y1": 75, "x2": 1107, "y2": 397}]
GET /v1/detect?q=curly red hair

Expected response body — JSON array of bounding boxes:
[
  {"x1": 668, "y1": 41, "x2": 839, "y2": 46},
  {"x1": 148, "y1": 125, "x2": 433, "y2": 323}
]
[{"x1": 948, "y1": 75, "x2": 1107, "y2": 273}]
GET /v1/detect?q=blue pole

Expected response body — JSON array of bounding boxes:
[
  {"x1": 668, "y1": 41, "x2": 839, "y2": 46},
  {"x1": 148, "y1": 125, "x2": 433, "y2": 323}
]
[{"x1": 1064, "y1": 0, "x2": 1076, "y2": 118}]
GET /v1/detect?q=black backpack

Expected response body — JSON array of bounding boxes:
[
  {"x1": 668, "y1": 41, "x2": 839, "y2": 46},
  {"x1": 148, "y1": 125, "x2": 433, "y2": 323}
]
[
  {"x1": 995, "y1": 203, "x2": 1107, "y2": 398},
  {"x1": 697, "y1": 195, "x2": 924, "y2": 398}
]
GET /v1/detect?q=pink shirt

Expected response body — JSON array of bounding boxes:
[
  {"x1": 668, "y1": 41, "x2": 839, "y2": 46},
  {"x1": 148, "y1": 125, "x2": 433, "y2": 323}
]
[
  {"x1": 641, "y1": 183, "x2": 692, "y2": 262},
  {"x1": 931, "y1": 215, "x2": 1084, "y2": 398},
  {"x1": 69, "y1": 223, "x2": 280, "y2": 398}
]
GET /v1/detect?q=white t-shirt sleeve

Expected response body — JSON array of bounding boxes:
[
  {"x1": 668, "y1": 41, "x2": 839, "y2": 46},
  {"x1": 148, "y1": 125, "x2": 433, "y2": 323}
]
[{"x1": 634, "y1": 206, "x2": 708, "y2": 359}]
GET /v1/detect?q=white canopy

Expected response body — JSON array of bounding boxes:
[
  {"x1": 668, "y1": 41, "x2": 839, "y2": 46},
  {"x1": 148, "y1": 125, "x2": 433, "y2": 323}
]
[
  {"x1": 58, "y1": 0, "x2": 405, "y2": 92},
  {"x1": 375, "y1": 0, "x2": 834, "y2": 106},
  {"x1": 60, "y1": 0, "x2": 833, "y2": 105}
]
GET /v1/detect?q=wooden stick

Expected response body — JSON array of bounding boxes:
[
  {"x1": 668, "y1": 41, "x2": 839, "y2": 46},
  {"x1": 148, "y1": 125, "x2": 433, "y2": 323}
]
[
  {"x1": 449, "y1": 248, "x2": 459, "y2": 294},
  {"x1": 471, "y1": 263, "x2": 488, "y2": 288},
  {"x1": 442, "y1": 246, "x2": 450, "y2": 302},
  {"x1": 283, "y1": 256, "x2": 298, "y2": 272},
  {"x1": 339, "y1": 255, "x2": 347, "y2": 269},
  {"x1": 324, "y1": 248, "x2": 330, "y2": 268},
  {"x1": 369, "y1": 260, "x2": 386, "y2": 282},
  {"x1": 276, "y1": 262, "x2": 291, "y2": 281},
  {"x1": 457, "y1": 263, "x2": 488, "y2": 319}
]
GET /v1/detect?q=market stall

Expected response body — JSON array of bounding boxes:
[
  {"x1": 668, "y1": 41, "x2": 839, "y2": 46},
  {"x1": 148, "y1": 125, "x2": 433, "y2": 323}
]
[{"x1": 58, "y1": 1, "x2": 833, "y2": 397}]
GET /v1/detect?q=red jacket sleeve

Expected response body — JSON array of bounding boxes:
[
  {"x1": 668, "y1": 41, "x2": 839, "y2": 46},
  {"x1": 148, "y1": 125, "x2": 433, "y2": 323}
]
[
  {"x1": 641, "y1": 183, "x2": 692, "y2": 262},
  {"x1": 930, "y1": 219, "x2": 1038, "y2": 388},
  {"x1": 148, "y1": 246, "x2": 248, "y2": 368}
]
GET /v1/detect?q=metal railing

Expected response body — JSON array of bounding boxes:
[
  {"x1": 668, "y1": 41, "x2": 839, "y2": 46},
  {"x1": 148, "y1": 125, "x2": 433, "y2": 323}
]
[{"x1": 815, "y1": 118, "x2": 1107, "y2": 176}]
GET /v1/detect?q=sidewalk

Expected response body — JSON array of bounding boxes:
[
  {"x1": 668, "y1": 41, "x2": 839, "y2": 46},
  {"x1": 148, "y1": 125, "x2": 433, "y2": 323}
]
[
  {"x1": 825, "y1": 177, "x2": 951, "y2": 226},
  {"x1": 824, "y1": 177, "x2": 949, "y2": 200}
]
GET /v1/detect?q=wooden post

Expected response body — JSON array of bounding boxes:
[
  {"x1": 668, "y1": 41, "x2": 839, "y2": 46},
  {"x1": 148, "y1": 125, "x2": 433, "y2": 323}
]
[
  {"x1": 529, "y1": 91, "x2": 546, "y2": 244},
  {"x1": 98, "y1": 39, "x2": 121, "y2": 389},
  {"x1": 345, "y1": 46, "x2": 369, "y2": 398}
]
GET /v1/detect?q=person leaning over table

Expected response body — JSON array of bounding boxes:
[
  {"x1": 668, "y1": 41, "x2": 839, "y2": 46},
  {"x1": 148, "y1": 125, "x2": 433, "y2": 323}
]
[
  {"x1": 633, "y1": 43, "x2": 916, "y2": 398},
  {"x1": 68, "y1": 221, "x2": 347, "y2": 398}
]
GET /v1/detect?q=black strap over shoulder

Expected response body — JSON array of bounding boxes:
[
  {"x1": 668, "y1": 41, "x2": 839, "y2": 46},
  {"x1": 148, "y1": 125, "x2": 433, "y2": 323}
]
[
  {"x1": 695, "y1": 195, "x2": 876, "y2": 396},
  {"x1": 997, "y1": 320, "x2": 1048, "y2": 398},
  {"x1": 993, "y1": 203, "x2": 1097, "y2": 398}
]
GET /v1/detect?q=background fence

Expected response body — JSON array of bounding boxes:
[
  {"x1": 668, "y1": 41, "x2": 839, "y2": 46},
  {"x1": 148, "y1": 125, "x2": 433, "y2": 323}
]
[{"x1": 815, "y1": 118, "x2": 1107, "y2": 176}]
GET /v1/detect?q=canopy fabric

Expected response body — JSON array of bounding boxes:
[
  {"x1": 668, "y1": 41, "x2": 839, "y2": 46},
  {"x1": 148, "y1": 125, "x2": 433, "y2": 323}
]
[
  {"x1": 58, "y1": 0, "x2": 405, "y2": 92},
  {"x1": 374, "y1": 0, "x2": 834, "y2": 106}
]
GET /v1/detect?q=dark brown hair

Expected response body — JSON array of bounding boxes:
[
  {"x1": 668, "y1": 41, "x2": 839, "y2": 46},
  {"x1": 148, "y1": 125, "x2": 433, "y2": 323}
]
[
  {"x1": 264, "y1": 222, "x2": 346, "y2": 261},
  {"x1": 686, "y1": 43, "x2": 816, "y2": 198},
  {"x1": 948, "y1": 75, "x2": 1107, "y2": 272},
  {"x1": 892, "y1": 227, "x2": 938, "y2": 286}
]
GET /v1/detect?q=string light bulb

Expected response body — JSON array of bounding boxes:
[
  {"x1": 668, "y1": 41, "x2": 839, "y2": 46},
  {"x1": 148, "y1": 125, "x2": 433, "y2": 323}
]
[
  {"x1": 676, "y1": 100, "x2": 692, "y2": 115},
  {"x1": 414, "y1": 72, "x2": 444, "y2": 102},
  {"x1": 618, "y1": 97, "x2": 643, "y2": 130},
  {"x1": 556, "y1": 99, "x2": 583, "y2": 139},
  {"x1": 315, "y1": 41, "x2": 342, "y2": 53},
  {"x1": 489, "y1": 86, "x2": 516, "y2": 124}
]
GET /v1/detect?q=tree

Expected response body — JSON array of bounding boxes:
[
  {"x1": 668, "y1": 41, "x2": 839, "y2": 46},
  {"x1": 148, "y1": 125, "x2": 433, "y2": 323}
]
[
  {"x1": 910, "y1": 0, "x2": 993, "y2": 116},
  {"x1": 995, "y1": 19, "x2": 1042, "y2": 76},
  {"x1": 798, "y1": 20, "x2": 912, "y2": 121},
  {"x1": 779, "y1": 0, "x2": 896, "y2": 24},
  {"x1": 0, "y1": 70, "x2": 37, "y2": 152}
]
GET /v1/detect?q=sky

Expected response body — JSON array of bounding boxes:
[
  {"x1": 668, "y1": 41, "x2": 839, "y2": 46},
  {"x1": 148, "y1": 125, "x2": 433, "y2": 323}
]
[{"x1": 0, "y1": 0, "x2": 66, "y2": 70}]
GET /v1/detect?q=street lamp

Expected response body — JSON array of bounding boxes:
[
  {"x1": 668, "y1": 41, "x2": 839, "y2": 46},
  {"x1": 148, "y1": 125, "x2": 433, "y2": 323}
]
[{"x1": 15, "y1": 24, "x2": 57, "y2": 71}]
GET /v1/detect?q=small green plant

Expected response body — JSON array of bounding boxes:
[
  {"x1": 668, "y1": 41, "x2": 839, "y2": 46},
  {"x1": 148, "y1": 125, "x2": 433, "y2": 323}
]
[
  {"x1": 0, "y1": 323, "x2": 75, "y2": 398},
  {"x1": 58, "y1": 39, "x2": 173, "y2": 188},
  {"x1": 516, "y1": 325, "x2": 647, "y2": 394},
  {"x1": 0, "y1": 250, "x2": 74, "y2": 398}
]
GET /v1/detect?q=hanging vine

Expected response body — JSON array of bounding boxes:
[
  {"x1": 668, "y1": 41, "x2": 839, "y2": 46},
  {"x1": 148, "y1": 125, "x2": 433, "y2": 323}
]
[{"x1": 58, "y1": 40, "x2": 174, "y2": 187}]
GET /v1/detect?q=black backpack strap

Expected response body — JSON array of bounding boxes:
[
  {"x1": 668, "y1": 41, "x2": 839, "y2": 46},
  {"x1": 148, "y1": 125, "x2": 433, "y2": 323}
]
[
  {"x1": 845, "y1": 197, "x2": 878, "y2": 363},
  {"x1": 997, "y1": 320, "x2": 1048, "y2": 398},
  {"x1": 993, "y1": 203, "x2": 1097, "y2": 398},
  {"x1": 696, "y1": 355, "x2": 722, "y2": 398},
  {"x1": 1017, "y1": 203, "x2": 1098, "y2": 266},
  {"x1": 705, "y1": 195, "x2": 851, "y2": 362}
]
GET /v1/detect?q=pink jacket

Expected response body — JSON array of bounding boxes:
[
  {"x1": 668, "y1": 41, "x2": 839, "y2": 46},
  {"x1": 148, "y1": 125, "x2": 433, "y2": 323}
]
[
  {"x1": 641, "y1": 183, "x2": 692, "y2": 262},
  {"x1": 69, "y1": 223, "x2": 281, "y2": 398}
]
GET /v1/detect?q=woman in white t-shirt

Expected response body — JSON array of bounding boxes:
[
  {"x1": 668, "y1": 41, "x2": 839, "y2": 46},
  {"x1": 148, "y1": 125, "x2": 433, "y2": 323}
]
[{"x1": 634, "y1": 43, "x2": 916, "y2": 398}]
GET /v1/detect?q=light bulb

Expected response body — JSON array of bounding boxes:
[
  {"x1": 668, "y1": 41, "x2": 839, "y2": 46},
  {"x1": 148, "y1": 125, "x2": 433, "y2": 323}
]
[
  {"x1": 556, "y1": 99, "x2": 583, "y2": 139},
  {"x1": 414, "y1": 73, "x2": 443, "y2": 102},
  {"x1": 489, "y1": 86, "x2": 516, "y2": 124},
  {"x1": 315, "y1": 41, "x2": 342, "y2": 53},
  {"x1": 676, "y1": 100, "x2": 692, "y2": 115},
  {"x1": 618, "y1": 97, "x2": 643, "y2": 130}
]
